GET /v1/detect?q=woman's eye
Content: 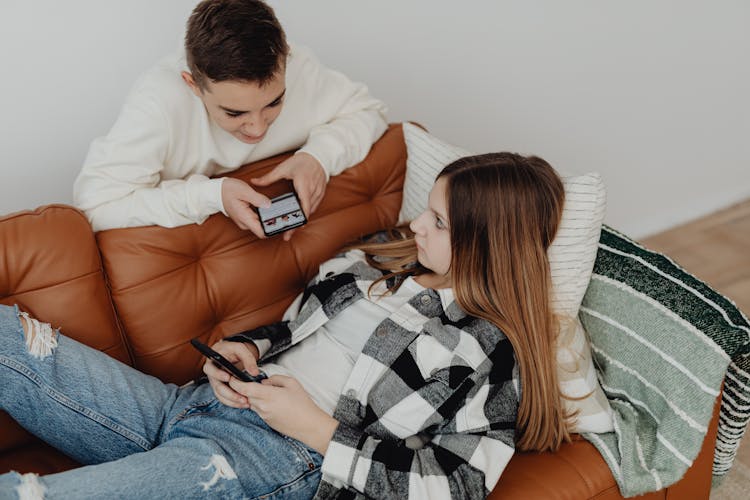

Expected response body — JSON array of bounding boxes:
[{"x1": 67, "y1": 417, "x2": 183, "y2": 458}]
[
  {"x1": 435, "y1": 217, "x2": 445, "y2": 229},
  {"x1": 225, "y1": 112, "x2": 243, "y2": 118}
]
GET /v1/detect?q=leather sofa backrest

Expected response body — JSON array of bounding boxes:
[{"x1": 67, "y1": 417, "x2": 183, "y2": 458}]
[{"x1": 96, "y1": 123, "x2": 406, "y2": 384}]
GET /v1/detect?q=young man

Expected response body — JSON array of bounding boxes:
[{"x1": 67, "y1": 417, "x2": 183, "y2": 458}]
[{"x1": 74, "y1": 0, "x2": 387, "y2": 238}]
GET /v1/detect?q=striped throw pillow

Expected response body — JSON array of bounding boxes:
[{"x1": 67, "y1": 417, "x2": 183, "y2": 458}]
[{"x1": 401, "y1": 122, "x2": 613, "y2": 433}]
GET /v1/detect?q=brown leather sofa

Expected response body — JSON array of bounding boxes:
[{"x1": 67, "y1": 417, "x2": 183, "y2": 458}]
[{"x1": 0, "y1": 124, "x2": 719, "y2": 498}]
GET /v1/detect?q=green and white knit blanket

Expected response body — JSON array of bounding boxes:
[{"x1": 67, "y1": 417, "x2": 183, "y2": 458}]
[{"x1": 579, "y1": 226, "x2": 750, "y2": 497}]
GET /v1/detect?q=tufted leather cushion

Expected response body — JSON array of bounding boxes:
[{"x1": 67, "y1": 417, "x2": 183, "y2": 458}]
[
  {"x1": 96, "y1": 123, "x2": 406, "y2": 384},
  {"x1": 0, "y1": 205, "x2": 127, "y2": 360}
]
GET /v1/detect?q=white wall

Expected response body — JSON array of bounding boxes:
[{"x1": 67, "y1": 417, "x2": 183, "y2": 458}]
[
  {"x1": 0, "y1": 0, "x2": 195, "y2": 217},
  {"x1": 1, "y1": 1, "x2": 748, "y2": 239}
]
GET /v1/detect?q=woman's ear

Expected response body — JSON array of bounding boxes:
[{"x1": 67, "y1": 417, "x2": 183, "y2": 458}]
[{"x1": 181, "y1": 71, "x2": 202, "y2": 97}]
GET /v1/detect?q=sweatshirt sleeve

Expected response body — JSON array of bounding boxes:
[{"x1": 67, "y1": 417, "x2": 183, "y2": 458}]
[
  {"x1": 73, "y1": 89, "x2": 225, "y2": 232},
  {"x1": 293, "y1": 48, "x2": 388, "y2": 180}
]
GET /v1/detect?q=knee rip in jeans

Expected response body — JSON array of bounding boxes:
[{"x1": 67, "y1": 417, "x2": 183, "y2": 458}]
[
  {"x1": 18, "y1": 311, "x2": 58, "y2": 360},
  {"x1": 14, "y1": 472, "x2": 46, "y2": 500},
  {"x1": 200, "y1": 454, "x2": 238, "y2": 491}
]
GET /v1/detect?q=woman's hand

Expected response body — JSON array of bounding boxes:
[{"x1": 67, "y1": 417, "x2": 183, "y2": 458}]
[
  {"x1": 203, "y1": 340, "x2": 260, "y2": 409},
  {"x1": 229, "y1": 375, "x2": 339, "y2": 455}
]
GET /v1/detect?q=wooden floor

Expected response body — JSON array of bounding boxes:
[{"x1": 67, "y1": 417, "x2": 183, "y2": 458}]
[
  {"x1": 642, "y1": 198, "x2": 750, "y2": 314},
  {"x1": 641, "y1": 198, "x2": 750, "y2": 497}
]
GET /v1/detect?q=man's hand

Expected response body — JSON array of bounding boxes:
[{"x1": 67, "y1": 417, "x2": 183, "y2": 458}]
[
  {"x1": 203, "y1": 340, "x2": 261, "y2": 408},
  {"x1": 229, "y1": 375, "x2": 339, "y2": 455},
  {"x1": 251, "y1": 152, "x2": 327, "y2": 241},
  {"x1": 221, "y1": 178, "x2": 271, "y2": 238}
]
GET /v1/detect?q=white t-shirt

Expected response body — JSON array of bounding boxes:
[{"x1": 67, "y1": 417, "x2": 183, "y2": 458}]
[
  {"x1": 74, "y1": 43, "x2": 388, "y2": 231},
  {"x1": 263, "y1": 277, "x2": 426, "y2": 415}
]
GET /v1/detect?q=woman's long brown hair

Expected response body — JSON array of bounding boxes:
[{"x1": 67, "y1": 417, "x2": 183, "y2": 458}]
[{"x1": 356, "y1": 152, "x2": 570, "y2": 452}]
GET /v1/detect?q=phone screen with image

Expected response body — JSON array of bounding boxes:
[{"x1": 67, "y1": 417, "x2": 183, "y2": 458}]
[{"x1": 256, "y1": 191, "x2": 307, "y2": 236}]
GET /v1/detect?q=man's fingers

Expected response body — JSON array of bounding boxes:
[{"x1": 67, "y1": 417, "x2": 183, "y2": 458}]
[
  {"x1": 240, "y1": 189, "x2": 271, "y2": 209},
  {"x1": 293, "y1": 181, "x2": 312, "y2": 217},
  {"x1": 296, "y1": 167, "x2": 326, "y2": 216},
  {"x1": 251, "y1": 164, "x2": 288, "y2": 187},
  {"x1": 230, "y1": 207, "x2": 266, "y2": 238},
  {"x1": 303, "y1": 188, "x2": 323, "y2": 218},
  {"x1": 246, "y1": 218, "x2": 266, "y2": 239},
  {"x1": 230, "y1": 178, "x2": 271, "y2": 208},
  {"x1": 232, "y1": 212, "x2": 253, "y2": 231},
  {"x1": 223, "y1": 178, "x2": 270, "y2": 208}
]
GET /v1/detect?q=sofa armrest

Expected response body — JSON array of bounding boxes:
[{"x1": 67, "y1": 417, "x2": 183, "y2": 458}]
[
  {"x1": 490, "y1": 388, "x2": 721, "y2": 499},
  {"x1": 0, "y1": 204, "x2": 129, "y2": 454}
]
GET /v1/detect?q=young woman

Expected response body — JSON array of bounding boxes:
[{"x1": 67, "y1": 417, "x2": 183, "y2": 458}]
[{"x1": 0, "y1": 152, "x2": 568, "y2": 499}]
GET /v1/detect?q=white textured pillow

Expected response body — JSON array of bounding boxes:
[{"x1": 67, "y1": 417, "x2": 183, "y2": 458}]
[{"x1": 400, "y1": 122, "x2": 613, "y2": 433}]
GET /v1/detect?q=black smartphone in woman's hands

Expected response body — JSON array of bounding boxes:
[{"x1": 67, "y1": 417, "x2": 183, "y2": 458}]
[{"x1": 190, "y1": 338, "x2": 267, "y2": 383}]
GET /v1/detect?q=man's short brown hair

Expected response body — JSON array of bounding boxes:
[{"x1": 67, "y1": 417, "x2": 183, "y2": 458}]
[{"x1": 185, "y1": 0, "x2": 289, "y2": 90}]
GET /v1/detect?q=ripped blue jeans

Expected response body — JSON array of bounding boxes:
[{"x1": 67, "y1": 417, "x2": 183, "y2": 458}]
[{"x1": 0, "y1": 305, "x2": 322, "y2": 499}]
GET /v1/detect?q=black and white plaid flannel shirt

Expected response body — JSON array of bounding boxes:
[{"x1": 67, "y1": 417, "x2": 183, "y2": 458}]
[{"x1": 227, "y1": 250, "x2": 519, "y2": 499}]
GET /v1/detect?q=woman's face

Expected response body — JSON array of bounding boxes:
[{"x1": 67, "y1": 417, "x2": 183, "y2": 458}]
[{"x1": 409, "y1": 177, "x2": 452, "y2": 277}]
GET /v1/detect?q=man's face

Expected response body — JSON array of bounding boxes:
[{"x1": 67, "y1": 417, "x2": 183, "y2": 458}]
[{"x1": 182, "y1": 70, "x2": 286, "y2": 144}]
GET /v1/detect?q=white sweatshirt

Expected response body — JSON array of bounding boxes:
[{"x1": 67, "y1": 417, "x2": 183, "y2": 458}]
[{"x1": 74, "y1": 44, "x2": 388, "y2": 231}]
